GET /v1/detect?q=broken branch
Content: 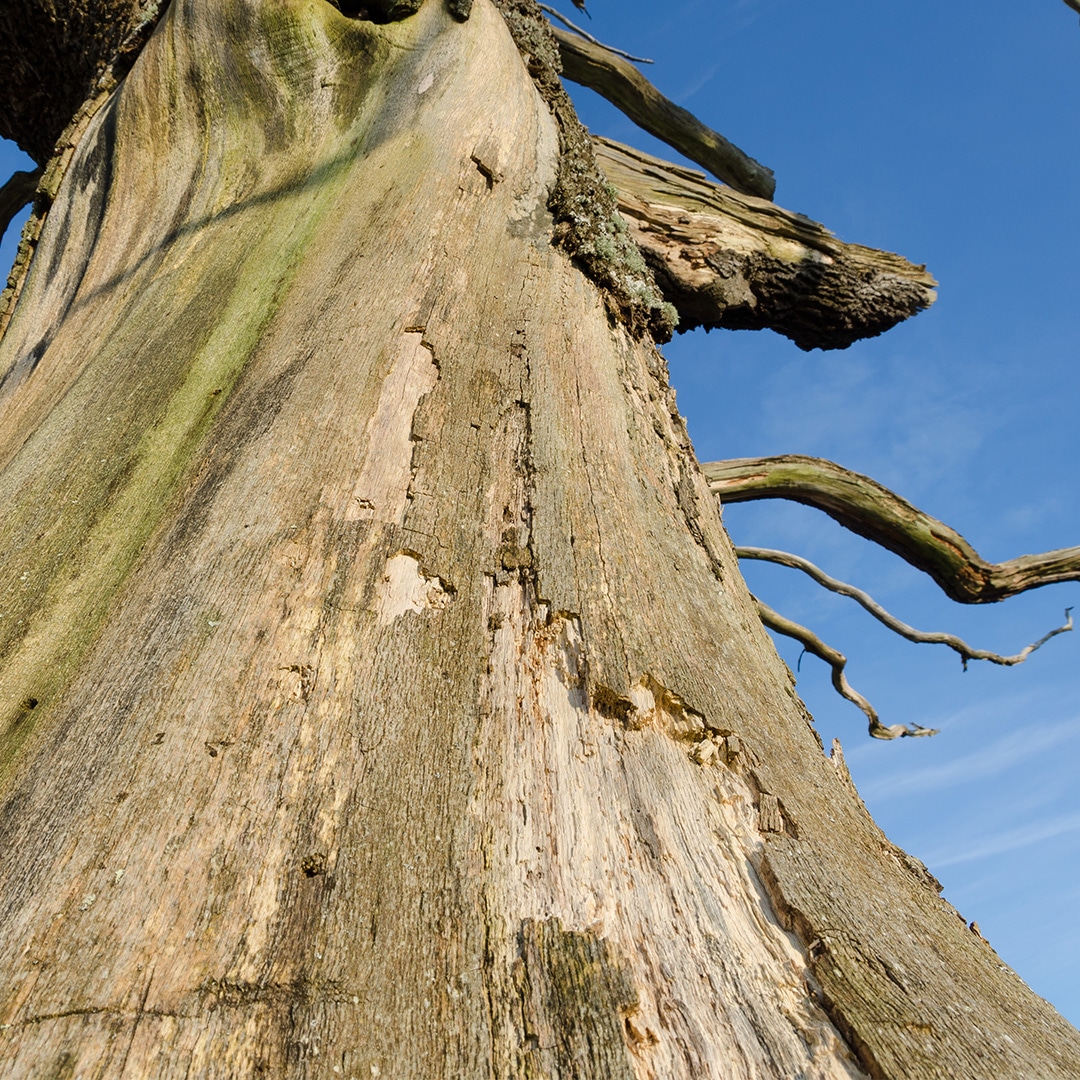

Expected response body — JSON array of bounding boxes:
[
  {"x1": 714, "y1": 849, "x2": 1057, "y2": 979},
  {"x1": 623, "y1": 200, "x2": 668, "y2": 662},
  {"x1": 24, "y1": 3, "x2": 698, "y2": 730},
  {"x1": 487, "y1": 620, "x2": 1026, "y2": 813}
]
[
  {"x1": 706, "y1": 455, "x2": 1080, "y2": 603},
  {"x1": 538, "y1": 4, "x2": 653, "y2": 64},
  {"x1": 753, "y1": 598, "x2": 938, "y2": 740},
  {"x1": 594, "y1": 137, "x2": 936, "y2": 350},
  {"x1": 738, "y1": 546, "x2": 1074, "y2": 667},
  {"x1": 552, "y1": 27, "x2": 776, "y2": 198},
  {"x1": 0, "y1": 168, "x2": 41, "y2": 242}
]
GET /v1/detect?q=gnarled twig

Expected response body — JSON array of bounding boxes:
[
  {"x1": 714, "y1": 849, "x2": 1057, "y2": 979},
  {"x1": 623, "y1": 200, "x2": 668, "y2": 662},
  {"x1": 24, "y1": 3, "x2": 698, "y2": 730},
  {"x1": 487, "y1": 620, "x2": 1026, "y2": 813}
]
[
  {"x1": 0, "y1": 169, "x2": 41, "y2": 243},
  {"x1": 552, "y1": 27, "x2": 775, "y2": 198},
  {"x1": 738, "y1": 546, "x2": 1074, "y2": 667},
  {"x1": 595, "y1": 137, "x2": 935, "y2": 350},
  {"x1": 538, "y1": 4, "x2": 653, "y2": 64},
  {"x1": 706, "y1": 455, "x2": 1080, "y2": 603},
  {"x1": 753, "y1": 598, "x2": 938, "y2": 740}
]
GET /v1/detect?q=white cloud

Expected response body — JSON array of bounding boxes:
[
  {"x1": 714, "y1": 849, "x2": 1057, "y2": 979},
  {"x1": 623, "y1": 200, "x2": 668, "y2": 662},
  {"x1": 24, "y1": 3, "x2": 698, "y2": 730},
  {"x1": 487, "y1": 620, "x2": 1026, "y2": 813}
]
[{"x1": 923, "y1": 812, "x2": 1080, "y2": 869}]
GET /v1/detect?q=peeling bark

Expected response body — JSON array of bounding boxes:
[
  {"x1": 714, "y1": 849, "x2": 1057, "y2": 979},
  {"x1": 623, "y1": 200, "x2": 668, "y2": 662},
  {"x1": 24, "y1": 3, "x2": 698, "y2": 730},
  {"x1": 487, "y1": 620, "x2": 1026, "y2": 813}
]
[{"x1": 0, "y1": 1, "x2": 1078, "y2": 1077}]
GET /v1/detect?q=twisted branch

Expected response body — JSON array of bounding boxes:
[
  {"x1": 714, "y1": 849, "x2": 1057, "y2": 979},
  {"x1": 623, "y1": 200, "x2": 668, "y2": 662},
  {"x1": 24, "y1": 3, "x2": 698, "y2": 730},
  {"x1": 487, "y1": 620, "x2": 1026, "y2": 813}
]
[
  {"x1": 706, "y1": 455, "x2": 1080, "y2": 603},
  {"x1": 738, "y1": 546, "x2": 1074, "y2": 667},
  {"x1": 753, "y1": 598, "x2": 938, "y2": 740},
  {"x1": 552, "y1": 27, "x2": 776, "y2": 198}
]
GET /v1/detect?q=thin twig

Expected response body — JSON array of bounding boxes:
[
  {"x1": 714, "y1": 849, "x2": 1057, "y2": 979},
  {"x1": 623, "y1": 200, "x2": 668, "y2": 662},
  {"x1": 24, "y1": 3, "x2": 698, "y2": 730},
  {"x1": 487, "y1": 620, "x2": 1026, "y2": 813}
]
[
  {"x1": 737, "y1": 546, "x2": 1074, "y2": 668},
  {"x1": 538, "y1": 4, "x2": 654, "y2": 64},
  {"x1": 752, "y1": 598, "x2": 938, "y2": 741},
  {"x1": 705, "y1": 455, "x2": 1080, "y2": 603}
]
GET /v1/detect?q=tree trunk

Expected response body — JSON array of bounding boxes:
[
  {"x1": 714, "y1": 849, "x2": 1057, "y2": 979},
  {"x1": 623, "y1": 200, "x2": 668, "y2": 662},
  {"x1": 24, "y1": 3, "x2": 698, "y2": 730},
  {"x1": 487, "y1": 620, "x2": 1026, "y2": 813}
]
[{"x1": 1, "y1": 1, "x2": 1078, "y2": 1077}]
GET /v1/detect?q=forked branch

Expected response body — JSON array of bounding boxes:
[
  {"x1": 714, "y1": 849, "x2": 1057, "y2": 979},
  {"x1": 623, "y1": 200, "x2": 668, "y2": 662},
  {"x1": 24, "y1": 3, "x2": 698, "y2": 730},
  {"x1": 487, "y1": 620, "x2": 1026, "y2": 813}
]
[
  {"x1": 739, "y1": 546, "x2": 1074, "y2": 667},
  {"x1": 551, "y1": 27, "x2": 776, "y2": 198},
  {"x1": 753, "y1": 598, "x2": 938, "y2": 740},
  {"x1": 706, "y1": 455, "x2": 1080, "y2": 603}
]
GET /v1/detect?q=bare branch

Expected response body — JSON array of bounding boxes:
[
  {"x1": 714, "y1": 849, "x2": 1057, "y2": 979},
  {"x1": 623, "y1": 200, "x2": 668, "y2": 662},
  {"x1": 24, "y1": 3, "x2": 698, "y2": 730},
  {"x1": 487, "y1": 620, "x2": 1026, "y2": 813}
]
[
  {"x1": 0, "y1": 168, "x2": 41, "y2": 242},
  {"x1": 753, "y1": 598, "x2": 938, "y2": 739},
  {"x1": 706, "y1": 454, "x2": 1080, "y2": 603},
  {"x1": 595, "y1": 137, "x2": 935, "y2": 350},
  {"x1": 738, "y1": 546, "x2": 1074, "y2": 667},
  {"x1": 552, "y1": 27, "x2": 776, "y2": 198},
  {"x1": 538, "y1": 4, "x2": 653, "y2": 64}
]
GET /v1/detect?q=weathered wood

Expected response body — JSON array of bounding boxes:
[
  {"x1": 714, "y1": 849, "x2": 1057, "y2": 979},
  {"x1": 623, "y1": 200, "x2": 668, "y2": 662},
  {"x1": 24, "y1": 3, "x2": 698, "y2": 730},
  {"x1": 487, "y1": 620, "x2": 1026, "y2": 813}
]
[
  {"x1": 706, "y1": 454, "x2": 1080, "y2": 603},
  {"x1": 552, "y1": 26, "x2": 776, "y2": 199},
  {"x1": 596, "y1": 137, "x2": 937, "y2": 351},
  {"x1": 0, "y1": 1, "x2": 1079, "y2": 1077},
  {"x1": 0, "y1": 0, "x2": 164, "y2": 164}
]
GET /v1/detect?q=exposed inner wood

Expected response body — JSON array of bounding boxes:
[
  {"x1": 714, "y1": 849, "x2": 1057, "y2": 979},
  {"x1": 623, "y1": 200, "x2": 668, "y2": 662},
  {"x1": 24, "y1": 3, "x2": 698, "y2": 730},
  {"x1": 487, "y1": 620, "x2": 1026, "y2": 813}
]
[
  {"x1": 705, "y1": 454, "x2": 1080, "y2": 603},
  {"x1": 0, "y1": 2, "x2": 1078, "y2": 1077},
  {"x1": 596, "y1": 137, "x2": 936, "y2": 351}
]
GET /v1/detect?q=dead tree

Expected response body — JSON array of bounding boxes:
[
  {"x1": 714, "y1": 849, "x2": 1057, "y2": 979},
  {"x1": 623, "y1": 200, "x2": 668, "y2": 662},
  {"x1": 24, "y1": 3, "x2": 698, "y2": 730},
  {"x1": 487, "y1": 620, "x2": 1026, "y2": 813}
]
[{"x1": 0, "y1": 1, "x2": 1078, "y2": 1076}]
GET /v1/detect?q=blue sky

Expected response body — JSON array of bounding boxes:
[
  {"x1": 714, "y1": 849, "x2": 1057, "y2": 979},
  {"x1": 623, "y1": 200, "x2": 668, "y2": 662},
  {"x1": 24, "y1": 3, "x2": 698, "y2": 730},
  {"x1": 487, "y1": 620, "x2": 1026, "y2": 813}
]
[
  {"x1": 3, "y1": 0, "x2": 1078, "y2": 1026},
  {"x1": 559, "y1": 0, "x2": 1080, "y2": 1025}
]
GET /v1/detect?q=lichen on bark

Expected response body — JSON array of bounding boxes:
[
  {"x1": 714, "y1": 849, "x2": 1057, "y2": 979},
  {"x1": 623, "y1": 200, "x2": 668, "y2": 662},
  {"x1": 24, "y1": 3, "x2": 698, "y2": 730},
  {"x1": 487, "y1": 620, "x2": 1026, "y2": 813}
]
[{"x1": 491, "y1": 0, "x2": 677, "y2": 341}]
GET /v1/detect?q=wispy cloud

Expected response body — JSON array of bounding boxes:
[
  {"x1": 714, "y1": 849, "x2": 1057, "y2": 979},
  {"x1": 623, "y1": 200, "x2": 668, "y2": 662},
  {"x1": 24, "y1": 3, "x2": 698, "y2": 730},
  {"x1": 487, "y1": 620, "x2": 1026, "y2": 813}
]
[
  {"x1": 858, "y1": 715, "x2": 1080, "y2": 801},
  {"x1": 923, "y1": 812, "x2": 1080, "y2": 869}
]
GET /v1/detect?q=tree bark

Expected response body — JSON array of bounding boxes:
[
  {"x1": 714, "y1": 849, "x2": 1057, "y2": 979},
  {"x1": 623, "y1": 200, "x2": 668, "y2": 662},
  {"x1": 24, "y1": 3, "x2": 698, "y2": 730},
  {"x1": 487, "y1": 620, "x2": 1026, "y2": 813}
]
[
  {"x1": 705, "y1": 455, "x2": 1080, "y2": 602},
  {"x1": 595, "y1": 138, "x2": 936, "y2": 351},
  {"x1": 1, "y1": 1, "x2": 1079, "y2": 1077}
]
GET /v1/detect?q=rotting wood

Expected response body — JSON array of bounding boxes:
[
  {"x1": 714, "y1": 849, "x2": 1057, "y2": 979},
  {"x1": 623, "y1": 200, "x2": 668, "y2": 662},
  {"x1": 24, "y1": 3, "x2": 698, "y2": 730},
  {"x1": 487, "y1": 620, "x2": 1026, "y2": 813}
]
[
  {"x1": 595, "y1": 136, "x2": 936, "y2": 350},
  {"x1": 706, "y1": 454, "x2": 1080, "y2": 602},
  {"x1": 0, "y1": 2, "x2": 1079, "y2": 1078},
  {"x1": 553, "y1": 26, "x2": 775, "y2": 198}
]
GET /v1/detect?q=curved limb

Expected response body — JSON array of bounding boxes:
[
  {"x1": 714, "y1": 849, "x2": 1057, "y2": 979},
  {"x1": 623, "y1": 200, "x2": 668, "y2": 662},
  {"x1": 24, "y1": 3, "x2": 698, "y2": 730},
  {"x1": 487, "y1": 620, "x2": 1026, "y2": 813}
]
[
  {"x1": 752, "y1": 598, "x2": 938, "y2": 740},
  {"x1": 738, "y1": 546, "x2": 1074, "y2": 668},
  {"x1": 0, "y1": 168, "x2": 40, "y2": 242},
  {"x1": 706, "y1": 454, "x2": 1080, "y2": 603}
]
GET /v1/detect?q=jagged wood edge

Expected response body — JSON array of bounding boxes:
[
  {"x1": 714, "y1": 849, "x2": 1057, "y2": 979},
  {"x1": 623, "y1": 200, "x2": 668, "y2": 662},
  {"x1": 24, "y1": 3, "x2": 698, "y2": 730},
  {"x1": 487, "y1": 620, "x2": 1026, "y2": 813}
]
[
  {"x1": 552, "y1": 25, "x2": 775, "y2": 199},
  {"x1": 705, "y1": 454, "x2": 1080, "y2": 603},
  {"x1": 595, "y1": 136, "x2": 937, "y2": 351},
  {"x1": 738, "y1": 545, "x2": 1074, "y2": 667}
]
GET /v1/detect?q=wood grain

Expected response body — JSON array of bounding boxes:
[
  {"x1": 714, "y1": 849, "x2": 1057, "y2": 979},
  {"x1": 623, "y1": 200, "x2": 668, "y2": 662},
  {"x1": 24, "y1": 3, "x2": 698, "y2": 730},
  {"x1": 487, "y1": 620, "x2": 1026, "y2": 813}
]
[{"x1": 0, "y1": 1, "x2": 1077, "y2": 1076}]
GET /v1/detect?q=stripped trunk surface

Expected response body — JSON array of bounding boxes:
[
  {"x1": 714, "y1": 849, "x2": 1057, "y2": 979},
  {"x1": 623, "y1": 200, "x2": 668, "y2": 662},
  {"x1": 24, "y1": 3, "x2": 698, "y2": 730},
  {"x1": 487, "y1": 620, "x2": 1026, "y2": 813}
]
[{"x1": 0, "y1": 1, "x2": 1077, "y2": 1076}]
